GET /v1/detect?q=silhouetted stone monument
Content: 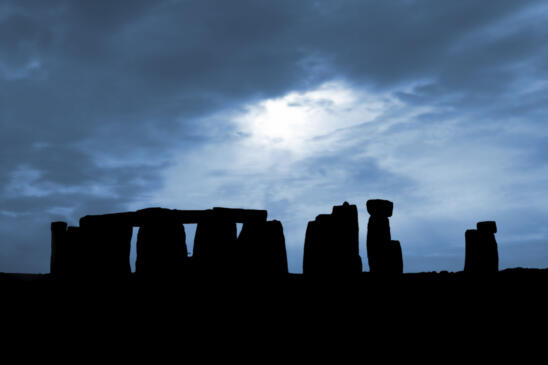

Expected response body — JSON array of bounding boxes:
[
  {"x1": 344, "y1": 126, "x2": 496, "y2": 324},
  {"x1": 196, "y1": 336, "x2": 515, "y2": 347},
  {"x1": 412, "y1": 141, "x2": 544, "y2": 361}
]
[
  {"x1": 192, "y1": 212, "x2": 238, "y2": 275},
  {"x1": 331, "y1": 202, "x2": 362, "y2": 274},
  {"x1": 65, "y1": 226, "x2": 84, "y2": 276},
  {"x1": 135, "y1": 223, "x2": 188, "y2": 278},
  {"x1": 237, "y1": 219, "x2": 288, "y2": 277},
  {"x1": 464, "y1": 221, "x2": 499, "y2": 273},
  {"x1": 366, "y1": 199, "x2": 403, "y2": 275},
  {"x1": 50, "y1": 221, "x2": 68, "y2": 275},
  {"x1": 79, "y1": 217, "x2": 133, "y2": 279},
  {"x1": 302, "y1": 202, "x2": 362, "y2": 276},
  {"x1": 303, "y1": 220, "x2": 320, "y2": 275}
]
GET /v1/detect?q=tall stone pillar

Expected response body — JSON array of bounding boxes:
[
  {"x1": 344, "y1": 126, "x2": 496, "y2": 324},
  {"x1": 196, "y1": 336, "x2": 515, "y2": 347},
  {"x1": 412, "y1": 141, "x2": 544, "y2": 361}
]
[
  {"x1": 464, "y1": 229, "x2": 479, "y2": 272},
  {"x1": 366, "y1": 199, "x2": 403, "y2": 274},
  {"x1": 237, "y1": 220, "x2": 288, "y2": 277},
  {"x1": 331, "y1": 202, "x2": 362, "y2": 274},
  {"x1": 193, "y1": 214, "x2": 237, "y2": 275},
  {"x1": 79, "y1": 220, "x2": 133, "y2": 279},
  {"x1": 135, "y1": 223, "x2": 188, "y2": 278},
  {"x1": 66, "y1": 226, "x2": 83, "y2": 276},
  {"x1": 303, "y1": 202, "x2": 363, "y2": 276},
  {"x1": 303, "y1": 220, "x2": 319, "y2": 275},
  {"x1": 50, "y1": 221, "x2": 68, "y2": 275},
  {"x1": 366, "y1": 199, "x2": 393, "y2": 273}
]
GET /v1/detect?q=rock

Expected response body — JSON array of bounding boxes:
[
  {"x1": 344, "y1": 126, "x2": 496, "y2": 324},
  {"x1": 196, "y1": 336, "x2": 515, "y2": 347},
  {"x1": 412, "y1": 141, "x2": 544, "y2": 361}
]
[
  {"x1": 331, "y1": 202, "x2": 362, "y2": 274},
  {"x1": 50, "y1": 222, "x2": 68, "y2": 275},
  {"x1": 366, "y1": 199, "x2": 402, "y2": 275},
  {"x1": 303, "y1": 203, "x2": 362, "y2": 276},
  {"x1": 464, "y1": 224, "x2": 499, "y2": 273},
  {"x1": 303, "y1": 220, "x2": 320, "y2": 275},
  {"x1": 464, "y1": 229, "x2": 479, "y2": 273},
  {"x1": 79, "y1": 221, "x2": 133, "y2": 278},
  {"x1": 237, "y1": 220, "x2": 288, "y2": 276},
  {"x1": 135, "y1": 223, "x2": 188, "y2": 278},
  {"x1": 192, "y1": 213, "x2": 237, "y2": 275},
  {"x1": 386, "y1": 240, "x2": 403, "y2": 275},
  {"x1": 212, "y1": 207, "x2": 267, "y2": 223},
  {"x1": 477, "y1": 221, "x2": 497, "y2": 234},
  {"x1": 366, "y1": 199, "x2": 393, "y2": 217},
  {"x1": 65, "y1": 226, "x2": 84, "y2": 275}
]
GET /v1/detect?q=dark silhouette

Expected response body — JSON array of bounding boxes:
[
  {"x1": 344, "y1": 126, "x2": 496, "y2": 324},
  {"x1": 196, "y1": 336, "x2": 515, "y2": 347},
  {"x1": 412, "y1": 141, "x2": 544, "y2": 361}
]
[
  {"x1": 50, "y1": 221, "x2": 68, "y2": 275},
  {"x1": 302, "y1": 202, "x2": 361, "y2": 276},
  {"x1": 135, "y1": 222, "x2": 188, "y2": 278},
  {"x1": 50, "y1": 206, "x2": 285, "y2": 280},
  {"x1": 464, "y1": 221, "x2": 499, "y2": 273},
  {"x1": 366, "y1": 199, "x2": 403, "y2": 275},
  {"x1": 237, "y1": 219, "x2": 288, "y2": 277}
]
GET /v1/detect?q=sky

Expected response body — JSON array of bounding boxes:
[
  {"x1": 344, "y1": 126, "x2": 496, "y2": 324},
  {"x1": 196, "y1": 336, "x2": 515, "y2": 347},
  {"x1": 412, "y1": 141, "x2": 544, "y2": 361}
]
[{"x1": 1, "y1": 0, "x2": 548, "y2": 274}]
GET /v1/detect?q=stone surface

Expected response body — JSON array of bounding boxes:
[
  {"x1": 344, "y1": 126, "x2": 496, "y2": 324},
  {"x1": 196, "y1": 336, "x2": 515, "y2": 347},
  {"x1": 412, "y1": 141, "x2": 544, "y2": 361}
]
[
  {"x1": 135, "y1": 223, "x2": 188, "y2": 277},
  {"x1": 50, "y1": 221, "x2": 68, "y2": 275},
  {"x1": 212, "y1": 207, "x2": 267, "y2": 223},
  {"x1": 237, "y1": 220, "x2": 288, "y2": 276},
  {"x1": 303, "y1": 203, "x2": 362, "y2": 275},
  {"x1": 386, "y1": 240, "x2": 403, "y2": 275},
  {"x1": 366, "y1": 199, "x2": 393, "y2": 217},
  {"x1": 464, "y1": 225, "x2": 499, "y2": 273},
  {"x1": 331, "y1": 202, "x2": 362, "y2": 274},
  {"x1": 303, "y1": 220, "x2": 320, "y2": 275},
  {"x1": 79, "y1": 221, "x2": 133, "y2": 278},
  {"x1": 366, "y1": 199, "x2": 402, "y2": 275},
  {"x1": 192, "y1": 214, "x2": 237, "y2": 274},
  {"x1": 477, "y1": 221, "x2": 497, "y2": 234}
]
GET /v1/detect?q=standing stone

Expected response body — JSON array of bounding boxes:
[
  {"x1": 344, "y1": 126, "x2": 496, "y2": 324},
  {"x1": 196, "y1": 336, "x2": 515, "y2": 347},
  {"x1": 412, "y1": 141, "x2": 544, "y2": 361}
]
[
  {"x1": 464, "y1": 229, "x2": 479, "y2": 272},
  {"x1": 193, "y1": 214, "x2": 237, "y2": 275},
  {"x1": 331, "y1": 202, "x2": 362, "y2": 274},
  {"x1": 303, "y1": 202, "x2": 363, "y2": 276},
  {"x1": 50, "y1": 221, "x2": 68, "y2": 275},
  {"x1": 236, "y1": 220, "x2": 288, "y2": 277},
  {"x1": 304, "y1": 214, "x2": 335, "y2": 276},
  {"x1": 464, "y1": 221, "x2": 499, "y2": 274},
  {"x1": 79, "y1": 220, "x2": 133, "y2": 279},
  {"x1": 303, "y1": 220, "x2": 319, "y2": 275},
  {"x1": 65, "y1": 226, "x2": 84, "y2": 276},
  {"x1": 135, "y1": 223, "x2": 188, "y2": 278},
  {"x1": 386, "y1": 240, "x2": 403, "y2": 275},
  {"x1": 366, "y1": 199, "x2": 393, "y2": 274}
]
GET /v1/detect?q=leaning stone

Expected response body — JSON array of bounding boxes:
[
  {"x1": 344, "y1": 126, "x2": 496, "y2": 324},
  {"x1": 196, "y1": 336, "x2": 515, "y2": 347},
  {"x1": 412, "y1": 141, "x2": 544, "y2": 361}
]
[{"x1": 366, "y1": 199, "x2": 393, "y2": 217}]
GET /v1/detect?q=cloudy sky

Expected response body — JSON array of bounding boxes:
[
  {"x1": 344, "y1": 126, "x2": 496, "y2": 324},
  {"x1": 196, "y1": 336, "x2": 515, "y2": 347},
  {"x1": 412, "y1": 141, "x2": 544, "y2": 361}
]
[{"x1": 1, "y1": 0, "x2": 548, "y2": 274}]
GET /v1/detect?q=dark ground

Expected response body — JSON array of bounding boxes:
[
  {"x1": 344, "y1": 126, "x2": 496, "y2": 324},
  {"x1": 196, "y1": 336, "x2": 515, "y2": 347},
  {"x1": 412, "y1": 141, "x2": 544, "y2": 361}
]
[{"x1": 1, "y1": 268, "x2": 547, "y2": 359}]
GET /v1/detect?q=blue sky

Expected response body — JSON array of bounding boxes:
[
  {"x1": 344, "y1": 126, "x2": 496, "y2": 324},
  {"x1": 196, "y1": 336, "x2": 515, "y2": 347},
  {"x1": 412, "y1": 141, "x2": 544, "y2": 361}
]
[{"x1": 1, "y1": 0, "x2": 548, "y2": 273}]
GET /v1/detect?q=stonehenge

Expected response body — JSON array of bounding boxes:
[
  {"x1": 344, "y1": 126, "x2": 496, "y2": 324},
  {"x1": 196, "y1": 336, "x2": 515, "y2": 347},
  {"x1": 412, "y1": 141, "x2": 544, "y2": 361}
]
[
  {"x1": 464, "y1": 221, "x2": 499, "y2": 273},
  {"x1": 366, "y1": 199, "x2": 403, "y2": 275},
  {"x1": 302, "y1": 202, "x2": 362, "y2": 276},
  {"x1": 49, "y1": 201, "x2": 503, "y2": 280}
]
